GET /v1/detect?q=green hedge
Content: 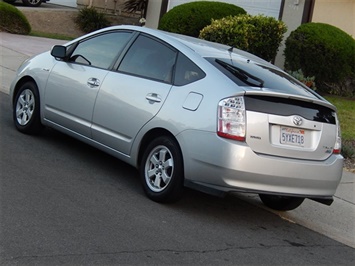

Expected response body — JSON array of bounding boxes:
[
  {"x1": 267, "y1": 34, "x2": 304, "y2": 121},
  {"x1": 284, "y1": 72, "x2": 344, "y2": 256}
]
[
  {"x1": 75, "y1": 7, "x2": 111, "y2": 34},
  {"x1": 199, "y1": 15, "x2": 287, "y2": 62},
  {"x1": 284, "y1": 23, "x2": 355, "y2": 96},
  {"x1": 0, "y1": 1, "x2": 31, "y2": 34},
  {"x1": 158, "y1": 1, "x2": 246, "y2": 37}
]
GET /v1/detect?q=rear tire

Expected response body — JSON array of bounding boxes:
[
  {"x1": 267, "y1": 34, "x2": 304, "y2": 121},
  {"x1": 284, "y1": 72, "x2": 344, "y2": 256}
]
[
  {"x1": 13, "y1": 81, "x2": 43, "y2": 134},
  {"x1": 140, "y1": 136, "x2": 184, "y2": 203},
  {"x1": 259, "y1": 194, "x2": 304, "y2": 211}
]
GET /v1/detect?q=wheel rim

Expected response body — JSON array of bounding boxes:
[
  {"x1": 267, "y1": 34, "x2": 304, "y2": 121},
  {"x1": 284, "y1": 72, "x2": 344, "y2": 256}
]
[
  {"x1": 16, "y1": 89, "x2": 35, "y2": 126},
  {"x1": 28, "y1": 0, "x2": 41, "y2": 5},
  {"x1": 144, "y1": 145, "x2": 174, "y2": 192}
]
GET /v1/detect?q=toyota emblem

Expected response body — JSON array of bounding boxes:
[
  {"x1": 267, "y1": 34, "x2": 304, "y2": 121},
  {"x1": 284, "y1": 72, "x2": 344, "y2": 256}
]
[{"x1": 293, "y1": 116, "x2": 303, "y2": 126}]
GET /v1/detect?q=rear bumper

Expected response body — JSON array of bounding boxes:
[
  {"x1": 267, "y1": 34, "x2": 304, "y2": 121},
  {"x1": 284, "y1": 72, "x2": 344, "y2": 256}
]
[{"x1": 178, "y1": 130, "x2": 343, "y2": 198}]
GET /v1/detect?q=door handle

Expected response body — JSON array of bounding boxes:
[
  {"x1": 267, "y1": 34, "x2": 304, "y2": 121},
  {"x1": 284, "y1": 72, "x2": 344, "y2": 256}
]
[
  {"x1": 146, "y1": 93, "x2": 161, "y2": 103},
  {"x1": 87, "y1": 78, "x2": 100, "y2": 88}
]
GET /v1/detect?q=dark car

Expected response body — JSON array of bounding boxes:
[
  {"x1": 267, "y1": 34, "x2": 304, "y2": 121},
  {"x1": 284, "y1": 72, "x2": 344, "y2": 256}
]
[{"x1": 4, "y1": 0, "x2": 49, "y2": 7}]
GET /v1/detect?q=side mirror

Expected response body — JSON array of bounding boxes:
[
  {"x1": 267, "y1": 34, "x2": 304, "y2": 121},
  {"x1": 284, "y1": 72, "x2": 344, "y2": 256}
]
[{"x1": 51, "y1": 45, "x2": 66, "y2": 59}]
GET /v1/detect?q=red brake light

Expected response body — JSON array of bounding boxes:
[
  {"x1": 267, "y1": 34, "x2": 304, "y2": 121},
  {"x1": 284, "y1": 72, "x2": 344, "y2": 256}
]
[{"x1": 217, "y1": 97, "x2": 246, "y2": 141}]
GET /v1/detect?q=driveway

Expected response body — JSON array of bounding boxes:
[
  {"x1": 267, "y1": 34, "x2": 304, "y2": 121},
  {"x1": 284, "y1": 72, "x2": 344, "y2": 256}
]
[{"x1": 49, "y1": 0, "x2": 77, "y2": 8}]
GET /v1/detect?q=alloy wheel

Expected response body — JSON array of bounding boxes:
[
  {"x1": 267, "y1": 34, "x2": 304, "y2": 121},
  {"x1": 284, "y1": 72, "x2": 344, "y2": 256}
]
[
  {"x1": 16, "y1": 89, "x2": 35, "y2": 126},
  {"x1": 144, "y1": 145, "x2": 174, "y2": 193}
]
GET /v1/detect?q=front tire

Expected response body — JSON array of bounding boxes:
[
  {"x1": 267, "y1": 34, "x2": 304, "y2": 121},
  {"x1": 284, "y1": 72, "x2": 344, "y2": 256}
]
[
  {"x1": 13, "y1": 81, "x2": 43, "y2": 134},
  {"x1": 259, "y1": 194, "x2": 305, "y2": 211},
  {"x1": 22, "y1": 0, "x2": 42, "y2": 7},
  {"x1": 140, "y1": 136, "x2": 184, "y2": 203}
]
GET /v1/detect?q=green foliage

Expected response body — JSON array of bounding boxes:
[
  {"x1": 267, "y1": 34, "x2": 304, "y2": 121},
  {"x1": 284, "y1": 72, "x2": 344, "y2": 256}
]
[
  {"x1": 74, "y1": 7, "x2": 111, "y2": 34},
  {"x1": 325, "y1": 96, "x2": 355, "y2": 141},
  {"x1": 287, "y1": 69, "x2": 317, "y2": 90},
  {"x1": 199, "y1": 14, "x2": 287, "y2": 62},
  {"x1": 158, "y1": 1, "x2": 246, "y2": 38},
  {"x1": 0, "y1": 1, "x2": 31, "y2": 34},
  {"x1": 325, "y1": 96, "x2": 355, "y2": 160},
  {"x1": 30, "y1": 31, "x2": 74, "y2": 41},
  {"x1": 284, "y1": 23, "x2": 355, "y2": 96},
  {"x1": 342, "y1": 140, "x2": 355, "y2": 159}
]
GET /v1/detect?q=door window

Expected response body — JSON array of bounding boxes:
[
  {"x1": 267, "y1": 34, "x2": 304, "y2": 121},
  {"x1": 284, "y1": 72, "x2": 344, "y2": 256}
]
[
  {"x1": 118, "y1": 35, "x2": 177, "y2": 83},
  {"x1": 70, "y1": 31, "x2": 132, "y2": 69}
]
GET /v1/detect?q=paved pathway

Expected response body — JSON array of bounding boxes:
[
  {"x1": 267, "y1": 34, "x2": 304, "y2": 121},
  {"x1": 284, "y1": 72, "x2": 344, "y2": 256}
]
[{"x1": 49, "y1": 0, "x2": 77, "y2": 8}]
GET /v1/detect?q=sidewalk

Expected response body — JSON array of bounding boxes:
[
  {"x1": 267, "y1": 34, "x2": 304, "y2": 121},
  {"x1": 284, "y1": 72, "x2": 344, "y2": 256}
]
[
  {"x1": 0, "y1": 31, "x2": 354, "y2": 249},
  {"x1": 0, "y1": 32, "x2": 66, "y2": 94},
  {"x1": 239, "y1": 170, "x2": 355, "y2": 249}
]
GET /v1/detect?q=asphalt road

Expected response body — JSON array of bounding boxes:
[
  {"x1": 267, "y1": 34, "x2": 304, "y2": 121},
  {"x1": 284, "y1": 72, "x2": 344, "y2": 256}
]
[{"x1": 0, "y1": 91, "x2": 354, "y2": 265}]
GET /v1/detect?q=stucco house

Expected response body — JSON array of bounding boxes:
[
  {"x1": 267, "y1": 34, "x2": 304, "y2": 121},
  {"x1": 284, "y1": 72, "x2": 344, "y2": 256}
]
[
  {"x1": 76, "y1": 0, "x2": 354, "y2": 38},
  {"x1": 77, "y1": 0, "x2": 355, "y2": 66}
]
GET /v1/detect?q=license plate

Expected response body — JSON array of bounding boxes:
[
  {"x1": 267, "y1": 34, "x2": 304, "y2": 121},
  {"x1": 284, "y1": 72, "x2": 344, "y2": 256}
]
[{"x1": 280, "y1": 127, "x2": 305, "y2": 147}]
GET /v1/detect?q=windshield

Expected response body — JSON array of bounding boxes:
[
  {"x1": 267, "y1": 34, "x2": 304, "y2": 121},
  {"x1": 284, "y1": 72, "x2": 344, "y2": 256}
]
[{"x1": 205, "y1": 57, "x2": 320, "y2": 99}]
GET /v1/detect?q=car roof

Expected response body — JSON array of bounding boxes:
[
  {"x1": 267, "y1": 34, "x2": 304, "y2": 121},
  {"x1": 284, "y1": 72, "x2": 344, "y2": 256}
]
[
  {"x1": 64, "y1": 25, "x2": 331, "y2": 106},
  {"x1": 86, "y1": 25, "x2": 271, "y2": 67}
]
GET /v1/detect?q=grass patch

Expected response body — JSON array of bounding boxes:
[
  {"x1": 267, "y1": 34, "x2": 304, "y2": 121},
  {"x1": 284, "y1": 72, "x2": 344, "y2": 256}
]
[
  {"x1": 325, "y1": 96, "x2": 355, "y2": 160},
  {"x1": 325, "y1": 96, "x2": 355, "y2": 141},
  {"x1": 30, "y1": 31, "x2": 74, "y2": 41}
]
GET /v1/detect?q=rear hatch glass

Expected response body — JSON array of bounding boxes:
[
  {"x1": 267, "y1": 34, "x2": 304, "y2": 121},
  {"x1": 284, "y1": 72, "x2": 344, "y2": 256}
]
[{"x1": 205, "y1": 57, "x2": 321, "y2": 99}]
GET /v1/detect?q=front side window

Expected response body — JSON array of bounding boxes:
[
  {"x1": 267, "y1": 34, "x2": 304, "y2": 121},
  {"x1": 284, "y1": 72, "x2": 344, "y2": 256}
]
[
  {"x1": 118, "y1": 35, "x2": 177, "y2": 83},
  {"x1": 70, "y1": 31, "x2": 132, "y2": 69}
]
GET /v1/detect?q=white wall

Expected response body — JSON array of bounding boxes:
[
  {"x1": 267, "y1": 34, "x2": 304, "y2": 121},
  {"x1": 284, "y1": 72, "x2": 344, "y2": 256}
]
[
  {"x1": 146, "y1": 0, "x2": 163, "y2": 28},
  {"x1": 274, "y1": 0, "x2": 307, "y2": 68}
]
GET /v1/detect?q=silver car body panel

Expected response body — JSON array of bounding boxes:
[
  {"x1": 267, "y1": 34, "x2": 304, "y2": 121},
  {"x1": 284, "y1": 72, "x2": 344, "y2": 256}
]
[
  {"x1": 245, "y1": 111, "x2": 336, "y2": 160},
  {"x1": 177, "y1": 130, "x2": 343, "y2": 197},
  {"x1": 9, "y1": 25, "x2": 343, "y2": 200},
  {"x1": 91, "y1": 72, "x2": 172, "y2": 155},
  {"x1": 44, "y1": 61, "x2": 109, "y2": 137}
]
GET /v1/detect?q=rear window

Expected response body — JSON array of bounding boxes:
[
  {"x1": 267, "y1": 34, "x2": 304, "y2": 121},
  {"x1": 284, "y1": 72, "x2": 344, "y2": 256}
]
[
  {"x1": 245, "y1": 95, "x2": 336, "y2": 124},
  {"x1": 205, "y1": 57, "x2": 320, "y2": 99}
]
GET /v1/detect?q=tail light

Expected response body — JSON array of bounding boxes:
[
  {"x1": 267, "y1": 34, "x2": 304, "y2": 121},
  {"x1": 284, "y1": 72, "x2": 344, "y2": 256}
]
[
  {"x1": 217, "y1": 96, "x2": 246, "y2": 141},
  {"x1": 333, "y1": 113, "x2": 341, "y2": 154}
]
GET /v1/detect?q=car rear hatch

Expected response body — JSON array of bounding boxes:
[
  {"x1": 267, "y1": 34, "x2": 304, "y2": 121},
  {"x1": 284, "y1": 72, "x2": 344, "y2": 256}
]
[
  {"x1": 209, "y1": 56, "x2": 340, "y2": 161},
  {"x1": 244, "y1": 92, "x2": 338, "y2": 161}
]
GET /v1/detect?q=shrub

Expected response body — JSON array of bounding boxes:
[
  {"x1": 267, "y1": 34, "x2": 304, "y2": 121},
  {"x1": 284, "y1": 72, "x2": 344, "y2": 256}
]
[
  {"x1": 199, "y1": 15, "x2": 287, "y2": 62},
  {"x1": 74, "y1": 7, "x2": 111, "y2": 34},
  {"x1": 342, "y1": 140, "x2": 355, "y2": 160},
  {"x1": 158, "y1": 1, "x2": 246, "y2": 38},
  {"x1": 287, "y1": 69, "x2": 317, "y2": 91},
  {"x1": 0, "y1": 1, "x2": 31, "y2": 34},
  {"x1": 284, "y1": 23, "x2": 355, "y2": 96}
]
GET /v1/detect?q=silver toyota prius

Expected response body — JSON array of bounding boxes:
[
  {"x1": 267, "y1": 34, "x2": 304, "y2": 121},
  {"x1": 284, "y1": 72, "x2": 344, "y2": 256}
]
[{"x1": 10, "y1": 25, "x2": 343, "y2": 211}]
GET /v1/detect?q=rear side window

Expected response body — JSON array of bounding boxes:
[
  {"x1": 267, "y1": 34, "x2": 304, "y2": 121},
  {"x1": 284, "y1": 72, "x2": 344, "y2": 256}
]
[
  {"x1": 173, "y1": 53, "x2": 205, "y2": 86},
  {"x1": 118, "y1": 35, "x2": 177, "y2": 83}
]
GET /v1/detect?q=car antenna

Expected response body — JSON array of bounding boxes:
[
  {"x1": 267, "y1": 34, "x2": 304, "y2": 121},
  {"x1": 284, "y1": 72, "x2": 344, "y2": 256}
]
[{"x1": 228, "y1": 46, "x2": 234, "y2": 64}]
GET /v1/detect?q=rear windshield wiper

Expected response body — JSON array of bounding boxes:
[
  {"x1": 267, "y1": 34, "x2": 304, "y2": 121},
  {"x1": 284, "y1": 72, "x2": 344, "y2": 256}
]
[{"x1": 216, "y1": 59, "x2": 264, "y2": 88}]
